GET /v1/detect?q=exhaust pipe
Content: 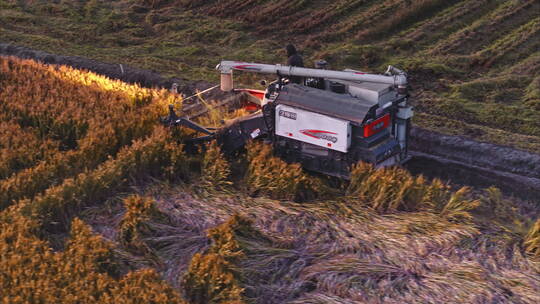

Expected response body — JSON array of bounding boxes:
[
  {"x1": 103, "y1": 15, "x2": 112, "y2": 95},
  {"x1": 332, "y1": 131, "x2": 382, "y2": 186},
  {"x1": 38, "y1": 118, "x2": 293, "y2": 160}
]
[
  {"x1": 216, "y1": 63, "x2": 234, "y2": 91},
  {"x1": 220, "y1": 72, "x2": 233, "y2": 92}
]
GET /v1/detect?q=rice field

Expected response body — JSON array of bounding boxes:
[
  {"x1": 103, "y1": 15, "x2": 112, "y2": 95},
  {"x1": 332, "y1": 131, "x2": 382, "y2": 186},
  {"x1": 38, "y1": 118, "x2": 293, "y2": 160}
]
[{"x1": 0, "y1": 56, "x2": 538, "y2": 303}]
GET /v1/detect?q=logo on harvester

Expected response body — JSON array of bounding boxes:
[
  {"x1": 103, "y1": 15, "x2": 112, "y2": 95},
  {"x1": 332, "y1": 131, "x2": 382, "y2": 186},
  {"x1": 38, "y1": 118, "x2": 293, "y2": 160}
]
[
  {"x1": 278, "y1": 110, "x2": 297, "y2": 120},
  {"x1": 233, "y1": 65, "x2": 263, "y2": 72},
  {"x1": 300, "y1": 129, "x2": 338, "y2": 143}
]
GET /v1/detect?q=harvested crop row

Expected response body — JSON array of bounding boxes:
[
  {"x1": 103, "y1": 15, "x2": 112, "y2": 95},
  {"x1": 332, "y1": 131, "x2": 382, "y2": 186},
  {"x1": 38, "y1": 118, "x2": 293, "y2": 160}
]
[
  {"x1": 474, "y1": 17, "x2": 540, "y2": 68},
  {"x1": 312, "y1": 0, "x2": 403, "y2": 43},
  {"x1": 401, "y1": 0, "x2": 494, "y2": 45},
  {"x1": 431, "y1": 0, "x2": 539, "y2": 55},
  {"x1": 290, "y1": 0, "x2": 372, "y2": 34},
  {"x1": 354, "y1": 0, "x2": 459, "y2": 42}
]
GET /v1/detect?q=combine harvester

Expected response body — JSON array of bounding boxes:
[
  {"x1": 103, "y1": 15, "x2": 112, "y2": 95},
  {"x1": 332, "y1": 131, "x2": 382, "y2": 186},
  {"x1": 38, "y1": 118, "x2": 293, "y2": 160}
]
[{"x1": 164, "y1": 60, "x2": 413, "y2": 178}]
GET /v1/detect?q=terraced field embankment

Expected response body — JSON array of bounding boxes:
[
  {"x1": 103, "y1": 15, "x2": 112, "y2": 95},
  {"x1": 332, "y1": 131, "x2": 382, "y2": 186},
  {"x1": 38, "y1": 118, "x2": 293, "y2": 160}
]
[{"x1": 408, "y1": 128, "x2": 540, "y2": 200}]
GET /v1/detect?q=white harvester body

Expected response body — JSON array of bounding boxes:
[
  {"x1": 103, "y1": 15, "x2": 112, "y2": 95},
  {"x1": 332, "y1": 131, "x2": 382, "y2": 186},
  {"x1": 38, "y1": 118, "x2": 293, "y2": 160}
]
[
  {"x1": 275, "y1": 104, "x2": 352, "y2": 153},
  {"x1": 164, "y1": 59, "x2": 413, "y2": 177}
]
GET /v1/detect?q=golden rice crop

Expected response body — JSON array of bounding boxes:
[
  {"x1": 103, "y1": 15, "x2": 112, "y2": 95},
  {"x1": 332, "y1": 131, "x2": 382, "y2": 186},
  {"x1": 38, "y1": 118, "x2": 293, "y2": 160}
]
[
  {"x1": 200, "y1": 141, "x2": 233, "y2": 191},
  {"x1": 0, "y1": 57, "x2": 192, "y2": 303},
  {"x1": 0, "y1": 56, "x2": 537, "y2": 303},
  {"x1": 30, "y1": 127, "x2": 187, "y2": 232},
  {"x1": 0, "y1": 205, "x2": 185, "y2": 304},
  {"x1": 346, "y1": 162, "x2": 481, "y2": 220},
  {"x1": 439, "y1": 187, "x2": 481, "y2": 222},
  {"x1": 0, "y1": 56, "x2": 177, "y2": 210},
  {"x1": 118, "y1": 195, "x2": 165, "y2": 256},
  {"x1": 245, "y1": 142, "x2": 327, "y2": 201},
  {"x1": 348, "y1": 162, "x2": 435, "y2": 212},
  {"x1": 182, "y1": 214, "x2": 247, "y2": 304},
  {"x1": 0, "y1": 120, "x2": 59, "y2": 180}
]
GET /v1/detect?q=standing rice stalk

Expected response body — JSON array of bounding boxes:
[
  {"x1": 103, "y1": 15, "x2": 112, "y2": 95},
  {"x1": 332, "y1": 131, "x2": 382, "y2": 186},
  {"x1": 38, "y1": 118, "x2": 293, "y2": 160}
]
[
  {"x1": 182, "y1": 214, "x2": 248, "y2": 304},
  {"x1": 245, "y1": 142, "x2": 326, "y2": 201},
  {"x1": 118, "y1": 195, "x2": 164, "y2": 257},
  {"x1": 439, "y1": 187, "x2": 480, "y2": 222},
  {"x1": 347, "y1": 162, "x2": 440, "y2": 213},
  {"x1": 523, "y1": 219, "x2": 540, "y2": 260},
  {"x1": 200, "y1": 141, "x2": 232, "y2": 192}
]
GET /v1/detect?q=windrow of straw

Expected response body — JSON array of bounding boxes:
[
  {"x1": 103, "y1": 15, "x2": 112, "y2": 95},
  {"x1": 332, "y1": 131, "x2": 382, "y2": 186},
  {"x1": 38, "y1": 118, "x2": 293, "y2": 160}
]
[{"x1": 154, "y1": 182, "x2": 538, "y2": 304}]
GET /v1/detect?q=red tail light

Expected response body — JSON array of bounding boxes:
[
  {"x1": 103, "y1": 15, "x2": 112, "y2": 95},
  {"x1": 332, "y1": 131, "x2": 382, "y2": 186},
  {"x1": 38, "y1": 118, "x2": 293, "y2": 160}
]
[{"x1": 363, "y1": 114, "x2": 390, "y2": 137}]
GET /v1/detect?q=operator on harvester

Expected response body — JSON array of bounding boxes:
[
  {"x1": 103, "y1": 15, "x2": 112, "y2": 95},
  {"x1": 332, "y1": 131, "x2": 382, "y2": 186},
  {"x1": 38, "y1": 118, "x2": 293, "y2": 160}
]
[{"x1": 285, "y1": 44, "x2": 304, "y2": 84}]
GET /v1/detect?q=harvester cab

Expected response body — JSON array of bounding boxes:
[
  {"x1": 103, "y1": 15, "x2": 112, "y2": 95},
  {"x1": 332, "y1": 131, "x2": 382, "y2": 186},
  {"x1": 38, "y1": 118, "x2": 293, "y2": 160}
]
[{"x1": 165, "y1": 60, "x2": 413, "y2": 178}]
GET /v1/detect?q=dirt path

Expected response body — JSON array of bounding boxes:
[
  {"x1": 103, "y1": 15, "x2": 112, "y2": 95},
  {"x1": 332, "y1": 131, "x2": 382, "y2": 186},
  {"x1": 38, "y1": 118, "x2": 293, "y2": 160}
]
[{"x1": 408, "y1": 128, "x2": 540, "y2": 200}]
